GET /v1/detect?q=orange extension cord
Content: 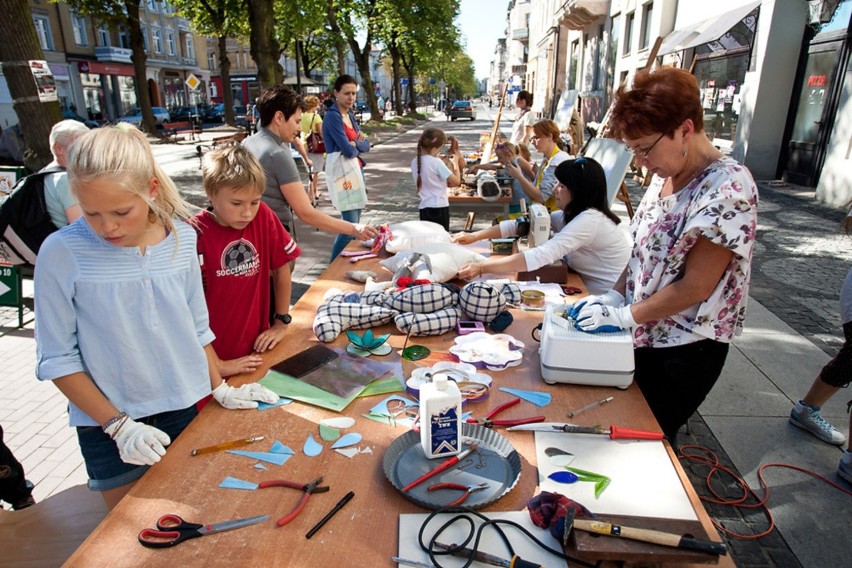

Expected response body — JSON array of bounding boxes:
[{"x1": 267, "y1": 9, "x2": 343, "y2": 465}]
[{"x1": 677, "y1": 445, "x2": 852, "y2": 540}]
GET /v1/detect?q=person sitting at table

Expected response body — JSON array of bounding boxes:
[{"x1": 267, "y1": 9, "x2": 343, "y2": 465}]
[
  {"x1": 194, "y1": 144, "x2": 301, "y2": 379},
  {"x1": 454, "y1": 157, "x2": 630, "y2": 294},
  {"x1": 411, "y1": 127, "x2": 463, "y2": 231},
  {"x1": 505, "y1": 119, "x2": 571, "y2": 211},
  {"x1": 468, "y1": 142, "x2": 534, "y2": 215},
  {"x1": 34, "y1": 125, "x2": 279, "y2": 510},
  {"x1": 571, "y1": 66, "x2": 758, "y2": 444}
]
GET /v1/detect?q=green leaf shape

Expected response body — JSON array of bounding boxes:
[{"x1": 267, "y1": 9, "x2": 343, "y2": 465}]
[{"x1": 319, "y1": 423, "x2": 340, "y2": 441}]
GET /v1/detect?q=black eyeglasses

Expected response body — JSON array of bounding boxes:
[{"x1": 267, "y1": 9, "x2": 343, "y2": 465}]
[{"x1": 630, "y1": 133, "x2": 665, "y2": 160}]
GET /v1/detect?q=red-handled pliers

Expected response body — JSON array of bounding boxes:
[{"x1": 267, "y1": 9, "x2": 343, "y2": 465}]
[
  {"x1": 427, "y1": 482, "x2": 489, "y2": 506},
  {"x1": 258, "y1": 476, "x2": 329, "y2": 527},
  {"x1": 465, "y1": 397, "x2": 545, "y2": 429}
]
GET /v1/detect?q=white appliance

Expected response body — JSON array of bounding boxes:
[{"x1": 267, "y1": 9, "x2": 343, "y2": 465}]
[
  {"x1": 538, "y1": 304, "x2": 634, "y2": 388},
  {"x1": 528, "y1": 203, "x2": 551, "y2": 248}
]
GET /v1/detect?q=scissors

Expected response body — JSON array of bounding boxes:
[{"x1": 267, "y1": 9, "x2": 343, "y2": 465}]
[{"x1": 137, "y1": 513, "x2": 269, "y2": 548}]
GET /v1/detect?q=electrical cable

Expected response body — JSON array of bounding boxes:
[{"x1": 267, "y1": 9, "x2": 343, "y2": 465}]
[
  {"x1": 677, "y1": 444, "x2": 852, "y2": 540},
  {"x1": 416, "y1": 505, "x2": 600, "y2": 568}
]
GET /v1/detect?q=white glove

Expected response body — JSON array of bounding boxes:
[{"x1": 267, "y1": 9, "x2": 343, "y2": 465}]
[
  {"x1": 574, "y1": 304, "x2": 636, "y2": 334},
  {"x1": 567, "y1": 290, "x2": 625, "y2": 319},
  {"x1": 212, "y1": 382, "x2": 280, "y2": 410},
  {"x1": 104, "y1": 416, "x2": 171, "y2": 466}
]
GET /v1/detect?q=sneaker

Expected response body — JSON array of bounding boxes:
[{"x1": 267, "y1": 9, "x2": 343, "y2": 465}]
[
  {"x1": 839, "y1": 453, "x2": 852, "y2": 484},
  {"x1": 789, "y1": 401, "x2": 847, "y2": 445}
]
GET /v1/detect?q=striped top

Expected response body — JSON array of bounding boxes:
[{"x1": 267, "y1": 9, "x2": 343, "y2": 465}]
[{"x1": 34, "y1": 219, "x2": 215, "y2": 426}]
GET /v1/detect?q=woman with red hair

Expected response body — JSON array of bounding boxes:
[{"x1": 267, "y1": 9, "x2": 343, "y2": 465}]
[{"x1": 571, "y1": 66, "x2": 759, "y2": 443}]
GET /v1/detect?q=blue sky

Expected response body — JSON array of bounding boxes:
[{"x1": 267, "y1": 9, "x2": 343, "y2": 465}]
[{"x1": 458, "y1": 0, "x2": 509, "y2": 80}]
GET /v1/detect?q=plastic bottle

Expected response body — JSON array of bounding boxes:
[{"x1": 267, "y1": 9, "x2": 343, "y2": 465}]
[{"x1": 419, "y1": 375, "x2": 462, "y2": 459}]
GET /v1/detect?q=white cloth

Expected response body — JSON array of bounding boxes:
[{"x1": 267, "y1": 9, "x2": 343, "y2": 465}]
[
  {"x1": 499, "y1": 209, "x2": 631, "y2": 294},
  {"x1": 510, "y1": 109, "x2": 536, "y2": 146},
  {"x1": 410, "y1": 154, "x2": 452, "y2": 209},
  {"x1": 626, "y1": 156, "x2": 758, "y2": 347}
]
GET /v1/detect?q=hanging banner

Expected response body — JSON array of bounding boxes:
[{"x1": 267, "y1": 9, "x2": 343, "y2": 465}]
[{"x1": 30, "y1": 60, "x2": 58, "y2": 103}]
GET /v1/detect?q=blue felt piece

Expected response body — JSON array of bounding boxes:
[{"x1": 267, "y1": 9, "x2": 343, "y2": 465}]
[
  {"x1": 254, "y1": 463, "x2": 267, "y2": 470},
  {"x1": 330, "y1": 432, "x2": 362, "y2": 449},
  {"x1": 257, "y1": 397, "x2": 292, "y2": 410},
  {"x1": 219, "y1": 476, "x2": 259, "y2": 490},
  {"x1": 227, "y1": 450, "x2": 293, "y2": 466},
  {"x1": 269, "y1": 440, "x2": 294, "y2": 455},
  {"x1": 499, "y1": 387, "x2": 552, "y2": 407}
]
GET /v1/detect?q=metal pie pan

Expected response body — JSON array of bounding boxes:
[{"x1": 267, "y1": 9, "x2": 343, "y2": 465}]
[{"x1": 383, "y1": 423, "x2": 521, "y2": 510}]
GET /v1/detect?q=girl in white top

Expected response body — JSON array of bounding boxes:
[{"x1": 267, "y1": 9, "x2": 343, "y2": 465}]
[
  {"x1": 455, "y1": 157, "x2": 631, "y2": 294},
  {"x1": 410, "y1": 127, "x2": 462, "y2": 231},
  {"x1": 510, "y1": 90, "x2": 536, "y2": 147}
]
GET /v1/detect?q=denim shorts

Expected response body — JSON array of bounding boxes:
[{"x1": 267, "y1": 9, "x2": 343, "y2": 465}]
[{"x1": 77, "y1": 405, "x2": 197, "y2": 491}]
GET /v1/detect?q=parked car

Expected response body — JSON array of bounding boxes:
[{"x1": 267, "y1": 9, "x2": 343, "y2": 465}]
[
  {"x1": 207, "y1": 103, "x2": 247, "y2": 124},
  {"x1": 448, "y1": 100, "x2": 476, "y2": 121},
  {"x1": 118, "y1": 106, "x2": 171, "y2": 126},
  {"x1": 61, "y1": 109, "x2": 99, "y2": 129},
  {"x1": 169, "y1": 106, "x2": 202, "y2": 124}
]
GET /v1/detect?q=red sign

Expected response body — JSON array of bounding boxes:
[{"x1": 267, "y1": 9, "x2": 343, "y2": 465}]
[
  {"x1": 807, "y1": 74, "x2": 826, "y2": 87},
  {"x1": 76, "y1": 60, "x2": 134, "y2": 77}
]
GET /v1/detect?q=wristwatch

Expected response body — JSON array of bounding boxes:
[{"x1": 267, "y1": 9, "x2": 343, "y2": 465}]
[{"x1": 273, "y1": 313, "x2": 292, "y2": 324}]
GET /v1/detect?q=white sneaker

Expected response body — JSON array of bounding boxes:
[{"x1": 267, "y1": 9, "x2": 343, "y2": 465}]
[
  {"x1": 789, "y1": 401, "x2": 847, "y2": 445},
  {"x1": 839, "y1": 453, "x2": 852, "y2": 484}
]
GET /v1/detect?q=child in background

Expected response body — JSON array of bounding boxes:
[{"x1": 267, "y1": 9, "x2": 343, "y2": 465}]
[
  {"x1": 411, "y1": 128, "x2": 463, "y2": 231},
  {"x1": 34, "y1": 125, "x2": 278, "y2": 510},
  {"x1": 195, "y1": 144, "x2": 301, "y2": 378},
  {"x1": 468, "y1": 142, "x2": 534, "y2": 214}
]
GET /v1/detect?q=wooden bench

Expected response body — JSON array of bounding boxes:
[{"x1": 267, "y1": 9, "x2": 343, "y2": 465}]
[
  {"x1": 162, "y1": 120, "x2": 202, "y2": 143},
  {"x1": 195, "y1": 131, "x2": 249, "y2": 167}
]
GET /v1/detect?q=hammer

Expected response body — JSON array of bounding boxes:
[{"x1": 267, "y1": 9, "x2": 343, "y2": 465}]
[{"x1": 560, "y1": 499, "x2": 728, "y2": 556}]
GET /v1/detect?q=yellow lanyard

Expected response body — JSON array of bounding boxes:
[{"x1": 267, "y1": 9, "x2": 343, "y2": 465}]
[{"x1": 535, "y1": 146, "x2": 560, "y2": 187}]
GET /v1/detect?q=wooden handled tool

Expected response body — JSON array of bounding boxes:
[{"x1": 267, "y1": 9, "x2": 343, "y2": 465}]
[{"x1": 570, "y1": 518, "x2": 727, "y2": 556}]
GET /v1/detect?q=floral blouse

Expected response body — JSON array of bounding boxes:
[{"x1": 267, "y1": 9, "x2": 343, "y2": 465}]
[{"x1": 626, "y1": 156, "x2": 758, "y2": 348}]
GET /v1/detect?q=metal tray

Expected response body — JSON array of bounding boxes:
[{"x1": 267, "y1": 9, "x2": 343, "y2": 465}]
[{"x1": 383, "y1": 423, "x2": 521, "y2": 510}]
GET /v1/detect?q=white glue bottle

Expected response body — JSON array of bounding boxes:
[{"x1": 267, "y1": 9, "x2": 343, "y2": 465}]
[{"x1": 419, "y1": 375, "x2": 462, "y2": 459}]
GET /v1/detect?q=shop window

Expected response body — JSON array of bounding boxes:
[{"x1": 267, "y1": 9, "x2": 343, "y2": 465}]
[
  {"x1": 639, "y1": 3, "x2": 653, "y2": 51},
  {"x1": 623, "y1": 12, "x2": 634, "y2": 55},
  {"x1": 98, "y1": 25, "x2": 110, "y2": 47},
  {"x1": 208, "y1": 51, "x2": 217, "y2": 70},
  {"x1": 72, "y1": 13, "x2": 87, "y2": 47},
  {"x1": 694, "y1": 53, "x2": 750, "y2": 143},
  {"x1": 32, "y1": 15, "x2": 53, "y2": 51}
]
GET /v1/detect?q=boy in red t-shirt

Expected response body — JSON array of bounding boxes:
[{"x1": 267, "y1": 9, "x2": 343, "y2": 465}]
[{"x1": 195, "y1": 144, "x2": 301, "y2": 378}]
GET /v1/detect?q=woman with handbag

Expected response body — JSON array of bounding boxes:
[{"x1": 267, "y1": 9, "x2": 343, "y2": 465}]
[
  {"x1": 322, "y1": 74, "x2": 371, "y2": 260},
  {"x1": 300, "y1": 96, "x2": 325, "y2": 205}
]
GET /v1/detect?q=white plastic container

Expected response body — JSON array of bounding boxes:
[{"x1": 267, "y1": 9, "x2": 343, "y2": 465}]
[{"x1": 419, "y1": 375, "x2": 462, "y2": 459}]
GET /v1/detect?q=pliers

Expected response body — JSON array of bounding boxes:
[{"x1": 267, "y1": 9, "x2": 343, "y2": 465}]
[
  {"x1": 465, "y1": 398, "x2": 545, "y2": 429},
  {"x1": 427, "y1": 482, "x2": 489, "y2": 506},
  {"x1": 258, "y1": 476, "x2": 330, "y2": 527}
]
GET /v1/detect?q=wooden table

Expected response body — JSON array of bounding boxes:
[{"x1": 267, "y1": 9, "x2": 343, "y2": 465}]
[
  {"x1": 449, "y1": 193, "x2": 513, "y2": 217},
  {"x1": 64, "y1": 251, "x2": 730, "y2": 567}
]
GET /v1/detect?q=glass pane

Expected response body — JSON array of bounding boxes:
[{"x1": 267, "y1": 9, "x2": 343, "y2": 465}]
[
  {"x1": 693, "y1": 53, "x2": 749, "y2": 142},
  {"x1": 790, "y1": 50, "x2": 836, "y2": 143}
]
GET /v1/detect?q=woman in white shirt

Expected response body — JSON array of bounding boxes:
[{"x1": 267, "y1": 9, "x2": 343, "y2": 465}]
[
  {"x1": 454, "y1": 157, "x2": 630, "y2": 294},
  {"x1": 510, "y1": 90, "x2": 535, "y2": 147}
]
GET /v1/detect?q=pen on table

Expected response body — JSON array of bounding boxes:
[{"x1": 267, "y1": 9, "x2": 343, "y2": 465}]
[
  {"x1": 305, "y1": 491, "x2": 355, "y2": 539},
  {"x1": 190, "y1": 435, "x2": 265, "y2": 456},
  {"x1": 567, "y1": 396, "x2": 614, "y2": 419},
  {"x1": 391, "y1": 557, "x2": 436, "y2": 568}
]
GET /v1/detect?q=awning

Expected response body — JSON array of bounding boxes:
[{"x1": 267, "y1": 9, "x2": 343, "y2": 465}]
[
  {"x1": 283, "y1": 75, "x2": 319, "y2": 86},
  {"x1": 658, "y1": 1, "x2": 761, "y2": 56}
]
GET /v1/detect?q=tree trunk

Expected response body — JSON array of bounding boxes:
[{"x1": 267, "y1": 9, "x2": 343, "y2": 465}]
[
  {"x1": 218, "y1": 35, "x2": 235, "y2": 125},
  {"x1": 334, "y1": 37, "x2": 346, "y2": 76},
  {"x1": 404, "y1": 65, "x2": 416, "y2": 114},
  {"x1": 0, "y1": 0, "x2": 60, "y2": 170},
  {"x1": 388, "y1": 43, "x2": 403, "y2": 117},
  {"x1": 246, "y1": 0, "x2": 282, "y2": 88},
  {"x1": 125, "y1": 0, "x2": 157, "y2": 134}
]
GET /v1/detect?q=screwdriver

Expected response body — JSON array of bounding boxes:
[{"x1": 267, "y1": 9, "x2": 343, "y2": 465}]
[{"x1": 434, "y1": 541, "x2": 542, "y2": 568}]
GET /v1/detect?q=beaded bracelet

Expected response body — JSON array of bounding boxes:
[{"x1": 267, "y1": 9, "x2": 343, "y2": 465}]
[{"x1": 101, "y1": 411, "x2": 127, "y2": 433}]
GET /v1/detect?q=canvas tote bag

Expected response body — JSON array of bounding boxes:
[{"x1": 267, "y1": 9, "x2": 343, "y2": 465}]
[{"x1": 325, "y1": 152, "x2": 367, "y2": 212}]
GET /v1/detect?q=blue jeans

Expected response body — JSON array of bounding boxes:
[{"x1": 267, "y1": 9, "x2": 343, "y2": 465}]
[
  {"x1": 330, "y1": 208, "x2": 361, "y2": 261},
  {"x1": 77, "y1": 405, "x2": 198, "y2": 491}
]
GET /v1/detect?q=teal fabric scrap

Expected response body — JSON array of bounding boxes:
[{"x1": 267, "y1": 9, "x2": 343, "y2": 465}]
[{"x1": 219, "y1": 476, "x2": 259, "y2": 490}]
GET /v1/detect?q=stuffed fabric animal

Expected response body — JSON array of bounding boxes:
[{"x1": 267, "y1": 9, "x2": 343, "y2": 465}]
[{"x1": 312, "y1": 282, "x2": 522, "y2": 342}]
